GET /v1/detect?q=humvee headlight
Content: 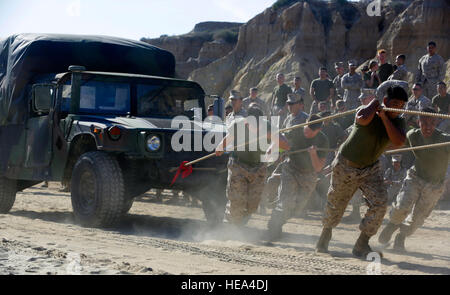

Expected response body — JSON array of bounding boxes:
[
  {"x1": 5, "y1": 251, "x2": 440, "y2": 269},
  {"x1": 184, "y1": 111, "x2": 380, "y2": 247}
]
[{"x1": 146, "y1": 135, "x2": 161, "y2": 151}]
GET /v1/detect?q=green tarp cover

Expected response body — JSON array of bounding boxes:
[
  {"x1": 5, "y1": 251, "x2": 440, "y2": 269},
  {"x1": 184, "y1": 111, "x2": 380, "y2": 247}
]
[{"x1": 0, "y1": 33, "x2": 175, "y2": 125}]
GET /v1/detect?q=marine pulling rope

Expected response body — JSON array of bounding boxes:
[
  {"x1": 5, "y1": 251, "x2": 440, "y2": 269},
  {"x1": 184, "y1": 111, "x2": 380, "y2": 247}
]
[{"x1": 170, "y1": 107, "x2": 450, "y2": 184}]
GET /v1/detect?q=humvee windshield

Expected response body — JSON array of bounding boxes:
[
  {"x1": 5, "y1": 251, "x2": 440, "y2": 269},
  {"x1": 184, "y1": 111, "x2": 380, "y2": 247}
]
[
  {"x1": 60, "y1": 77, "x2": 203, "y2": 118},
  {"x1": 136, "y1": 84, "x2": 200, "y2": 118}
]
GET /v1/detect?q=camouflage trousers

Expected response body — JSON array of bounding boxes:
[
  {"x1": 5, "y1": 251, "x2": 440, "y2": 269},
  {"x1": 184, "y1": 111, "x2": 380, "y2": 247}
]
[
  {"x1": 387, "y1": 183, "x2": 403, "y2": 205},
  {"x1": 389, "y1": 168, "x2": 445, "y2": 237},
  {"x1": 225, "y1": 158, "x2": 267, "y2": 225},
  {"x1": 322, "y1": 154, "x2": 388, "y2": 236},
  {"x1": 269, "y1": 162, "x2": 318, "y2": 225},
  {"x1": 260, "y1": 161, "x2": 283, "y2": 209}
]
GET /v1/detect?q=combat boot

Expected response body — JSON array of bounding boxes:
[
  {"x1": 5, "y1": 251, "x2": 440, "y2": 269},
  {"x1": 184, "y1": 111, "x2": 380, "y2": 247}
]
[
  {"x1": 267, "y1": 220, "x2": 282, "y2": 242},
  {"x1": 352, "y1": 232, "x2": 377, "y2": 258},
  {"x1": 315, "y1": 227, "x2": 332, "y2": 254},
  {"x1": 378, "y1": 222, "x2": 401, "y2": 244},
  {"x1": 267, "y1": 211, "x2": 284, "y2": 242},
  {"x1": 393, "y1": 233, "x2": 406, "y2": 252}
]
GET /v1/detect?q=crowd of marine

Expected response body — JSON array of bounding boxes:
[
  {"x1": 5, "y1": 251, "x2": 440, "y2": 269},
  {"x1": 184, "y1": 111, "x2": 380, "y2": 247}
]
[{"x1": 212, "y1": 41, "x2": 449, "y2": 258}]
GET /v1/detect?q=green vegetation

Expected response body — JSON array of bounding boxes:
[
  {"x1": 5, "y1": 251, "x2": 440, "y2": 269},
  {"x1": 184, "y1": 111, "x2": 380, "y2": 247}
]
[{"x1": 213, "y1": 29, "x2": 239, "y2": 44}]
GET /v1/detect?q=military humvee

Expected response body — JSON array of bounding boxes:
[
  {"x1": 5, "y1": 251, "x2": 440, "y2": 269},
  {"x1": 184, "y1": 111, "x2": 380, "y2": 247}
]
[{"x1": 0, "y1": 34, "x2": 228, "y2": 227}]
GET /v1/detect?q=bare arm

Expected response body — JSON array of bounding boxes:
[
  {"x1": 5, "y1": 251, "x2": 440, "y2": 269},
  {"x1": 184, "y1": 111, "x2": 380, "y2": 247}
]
[
  {"x1": 328, "y1": 88, "x2": 335, "y2": 102},
  {"x1": 355, "y1": 99, "x2": 380, "y2": 126},
  {"x1": 416, "y1": 57, "x2": 423, "y2": 83},
  {"x1": 377, "y1": 110, "x2": 406, "y2": 147},
  {"x1": 308, "y1": 146, "x2": 326, "y2": 173},
  {"x1": 215, "y1": 133, "x2": 234, "y2": 156},
  {"x1": 310, "y1": 86, "x2": 316, "y2": 102}
]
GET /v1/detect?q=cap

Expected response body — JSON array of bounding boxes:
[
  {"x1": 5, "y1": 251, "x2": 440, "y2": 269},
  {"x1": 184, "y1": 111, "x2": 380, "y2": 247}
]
[
  {"x1": 392, "y1": 155, "x2": 402, "y2": 162},
  {"x1": 286, "y1": 93, "x2": 302, "y2": 104},
  {"x1": 229, "y1": 90, "x2": 242, "y2": 100},
  {"x1": 359, "y1": 88, "x2": 376, "y2": 100},
  {"x1": 348, "y1": 60, "x2": 357, "y2": 67},
  {"x1": 335, "y1": 62, "x2": 344, "y2": 68}
]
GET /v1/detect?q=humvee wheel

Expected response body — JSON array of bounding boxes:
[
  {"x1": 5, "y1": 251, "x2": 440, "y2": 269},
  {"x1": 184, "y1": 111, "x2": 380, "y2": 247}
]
[
  {"x1": 71, "y1": 151, "x2": 125, "y2": 227},
  {"x1": 0, "y1": 177, "x2": 16, "y2": 214},
  {"x1": 122, "y1": 198, "x2": 134, "y2": 214}
]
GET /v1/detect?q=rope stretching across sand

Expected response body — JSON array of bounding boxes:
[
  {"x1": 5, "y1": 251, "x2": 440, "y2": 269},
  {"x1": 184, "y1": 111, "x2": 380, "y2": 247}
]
[{"x1": 183, "y1": 107, "x2": 450, "y2": 167}]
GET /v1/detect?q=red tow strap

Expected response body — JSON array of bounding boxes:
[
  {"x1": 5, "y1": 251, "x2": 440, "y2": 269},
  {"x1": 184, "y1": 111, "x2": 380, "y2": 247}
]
[{"x1": 170, "y1": 161, "x2": 193, "y2": 186}]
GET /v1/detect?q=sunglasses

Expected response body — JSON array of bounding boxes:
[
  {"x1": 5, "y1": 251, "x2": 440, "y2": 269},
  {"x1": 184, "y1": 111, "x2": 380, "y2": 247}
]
[{"x1": 413, "y1": 88, "x2": 420, "y2": 91}]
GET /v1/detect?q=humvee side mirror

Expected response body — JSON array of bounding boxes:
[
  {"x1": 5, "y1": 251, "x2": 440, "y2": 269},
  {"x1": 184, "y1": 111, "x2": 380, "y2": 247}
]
[{"x1": 32, "y1": 84, "x2": 54, "y2": 113}]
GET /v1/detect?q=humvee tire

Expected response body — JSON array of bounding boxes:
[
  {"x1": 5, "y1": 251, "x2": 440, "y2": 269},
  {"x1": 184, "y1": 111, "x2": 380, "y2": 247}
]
[
  {"x1": 121, "y1": 198, "x2": 134, "y2": 214},
  {"x1": 0, "y1": 177, "x2": 17, "y2": 214},
  {"x1": 70, "y1": 151, "x2": 125, "y2": 227}
]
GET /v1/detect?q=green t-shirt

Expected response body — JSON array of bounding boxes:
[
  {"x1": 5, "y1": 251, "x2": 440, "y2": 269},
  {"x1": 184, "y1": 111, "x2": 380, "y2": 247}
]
[
  {"x1": 230, "y1": 120, "x2": 271, "y2": 167},
  {"x1": 311, "y1": 79, "x2": 334, "y2": 101},
  {"x1": 407, "y1": 128, "x2": 450, "y2": 183},
  {"x1": 432, "y1": 93, "x2": 450, "y2": 114},
  {"x1": 272, "y1": 84, "x2": 292, "y2": 108},
  {"x1": 287, "y1": 128, "x2": 329, "y2": 172},
  {"x1": 322, "y1": 122, "x2": 346, "y2": 148},
  {"x1": 335, "y1": 113, "x2": 355, "y2": 130},
  {"x1": 340, "y1": 114, "x2": 406, "y2": 167}
]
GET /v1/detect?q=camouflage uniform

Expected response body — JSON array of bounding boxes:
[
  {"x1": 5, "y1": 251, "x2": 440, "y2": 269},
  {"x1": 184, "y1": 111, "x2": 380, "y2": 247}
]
[
  {"x1": 404, "y1": 95, "x2": 431, "y2": 127},
  {"x1": 416, "y1": 53, "x2": 445, "y2": 99},
  {"x1": 225, "y1": 157, "x2": 267, "y2": 225},
  {"x1": 224, "y1": 117, "x2": 271, "y2": 225},
  {"x1": 268, "y1": 121, "x2": 329, "y2": 239},
  {"x1": 384, "y1": 166, "x2": 407, "y2": 204},
  {"x1": 270, "y1": 161, "x2": 318, "y2": 221},
  {"x1": 292, "y1": 86, "x2": 306, "y2": 97},
  {"x1": 388, "y1": 64, "x2": 408, "y2": 81},
  {"x1": 333, "y1": 74, "x2": 345, "y2": 100},
  {"x1": 261, "y1": 110, "x2": 308, "y2": 208},
  {"x1": 387, "y1": 128, "x2": 450, "y2": 237},
  {"x1": 389, "y1": 168, "x2": 445, "y2": 236},
  {"x1": 341, "y1": 73, "x2": 363, "y2": 110},
  {"x1": 322, "y1": 154, "x2": 388, "y2": 236},
  {"x1": 322, "y1": 111, "x2": 405, "y2": 236}
]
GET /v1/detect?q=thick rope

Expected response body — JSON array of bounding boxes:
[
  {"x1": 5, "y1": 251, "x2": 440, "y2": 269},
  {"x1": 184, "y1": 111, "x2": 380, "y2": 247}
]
[
  {"x1": 383, "y1": 107, "x2": 450, "y2": 119},
  {"x1": 279, "y1": 109, "x2": 357, "y2": 133},
  {"x1": 286, "y1": 147, "x2": 336, "y2": 156},
  {"x1": 182, "y1": 106, "x2": 450, "y2": 167},
  {"x1": 385, "y1": 141, "x2": 450, "y2": 154}
]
